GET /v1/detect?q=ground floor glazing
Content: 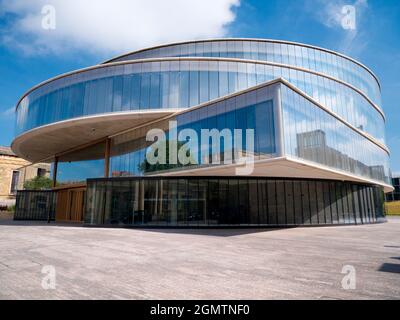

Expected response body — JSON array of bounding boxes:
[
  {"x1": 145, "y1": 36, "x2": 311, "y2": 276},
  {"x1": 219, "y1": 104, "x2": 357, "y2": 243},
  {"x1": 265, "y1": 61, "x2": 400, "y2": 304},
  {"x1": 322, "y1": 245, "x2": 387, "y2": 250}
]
[{"x1": 85, "y1": 177, "x2": 384, "y2": 226}]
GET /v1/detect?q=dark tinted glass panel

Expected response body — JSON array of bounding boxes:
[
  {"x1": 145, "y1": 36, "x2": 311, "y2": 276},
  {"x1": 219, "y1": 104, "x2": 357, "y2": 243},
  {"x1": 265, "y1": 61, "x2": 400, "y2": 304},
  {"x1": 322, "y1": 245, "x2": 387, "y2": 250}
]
[
  {"x1": 276, "y1": 180, "x2": 286, "y2": 225},
  {"x1": 366, "y1": 187, "x2": 373, "y2": 223},
  {"x1": 83, "y1": 177, "x2": 384, "y2": 227},
  {"x1": 187, "y1": 179, "x2": 199, "y2": 224},
  {"x1": 238, "y1": 179, "x2": 249, "y2": 224},
  {"x1": 323, "y1": 182, "x2": 332, "y2": 224},
  {"x1": 102, "y1": 181, "x2": 113, "y2": 224},
  {"x1": 340, "y1": 183, "x2": 349, "y2": 223},
  {"x1": 110, "y1": 180, "x2": 132, "y2": 225},
  {"x1": 208, "y1": 179, "x2": 219, "y2": 225},
  {"x1": 267, "y1": 180, "x2": 277, "y2": 225},
  {"x1": 176, "y1": 179, "x2": 188, "y2": 225},
  {"x1": 301, "y1": 181, "x2": 311, "y2": 224},
  {"x1": 316, "y1": 181, "x2": 326, "y2": 224},
  {"x1": 248, "y1": 179, "x2": 259, "y2": 224},
  {"x1": 198, "y1": 180, "x2": 207, "y2": 225},
  {"x1": 258, "y1": 179, "x2": 268, "y2": 224},
  {"x1": 367, "y1": 187, "x2": 375, "y2": 222},
  {"x1": 352, "y1": 185, "x2": 362, "y2": 224},
  {"x1": 285, "y1": 181, "x2": 295, "y2": 224},
  {"x1": 161, "y1": 180, "x2": 171, "y2": 223},
  {"x1": 359, "y1": 186, "x2": 367, "y2": 223},
  {"x1": 308, "y1": 181, "x2": 318, "y2": 224},
  {"x1": 218, "y1": 179, "x2": 229, "y2": 224},
  {"x1": 293, "y1": 181, "x2": 303, "y2": 225},
  {"x1": 14, "y1": 191, "x2": 56, "y2": 221},
  {"x1": 228, "y1": 179, "x2": 239, "y2": 224},
  {"x1": 335, "y1": 183, "x2": 345, "y2": 223},
  {"x1": 345, "y1": 184, "x2": 355, "y2": 224},
  {"x1": 168, "y1": 179, "x2": 178, "y2": 224},
  {"x1": 144, "y1": 179, "x2": 158, "y2": 224},
  {"x1": 329, "y1": 182, "x2": 340, "y2": 223}
]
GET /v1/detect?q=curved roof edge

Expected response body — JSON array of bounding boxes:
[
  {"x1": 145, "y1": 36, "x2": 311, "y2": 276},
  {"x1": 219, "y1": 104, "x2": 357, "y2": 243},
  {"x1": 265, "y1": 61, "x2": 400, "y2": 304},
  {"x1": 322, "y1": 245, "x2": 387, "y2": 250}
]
[{"x1": 101, "y1": 38, "x2": 381, "y2": 89}]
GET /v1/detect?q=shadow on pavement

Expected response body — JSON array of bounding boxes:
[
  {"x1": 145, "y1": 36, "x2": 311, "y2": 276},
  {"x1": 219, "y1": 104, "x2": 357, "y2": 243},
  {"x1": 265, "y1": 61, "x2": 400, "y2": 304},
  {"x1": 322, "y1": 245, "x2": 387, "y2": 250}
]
[
  {"x1": 378, "y1": 263, "x2": 400, "y2": 274},
  {"x1": 0, "y1": 217, "x2": 83, "y2": 228},
  {"x1": 0, "y1": 215, "x2": 290, "y2": 236},
  {"x1": 135, "y1": 227, "x2": 290, "y2": 237}
]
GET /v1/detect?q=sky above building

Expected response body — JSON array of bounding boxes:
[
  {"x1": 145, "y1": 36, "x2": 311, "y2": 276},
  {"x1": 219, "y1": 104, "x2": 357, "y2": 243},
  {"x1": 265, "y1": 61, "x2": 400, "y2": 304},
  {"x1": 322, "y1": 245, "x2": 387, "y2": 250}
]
[{"x1": 0, "y1": 0, "x2": 398, "y2": 172}]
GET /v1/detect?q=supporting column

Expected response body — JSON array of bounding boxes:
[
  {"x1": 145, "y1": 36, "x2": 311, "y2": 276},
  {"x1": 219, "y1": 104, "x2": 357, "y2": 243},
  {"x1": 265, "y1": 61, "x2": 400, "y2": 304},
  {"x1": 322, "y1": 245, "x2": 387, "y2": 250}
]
[
  {"x1": 49, "y1": 156, "x2": 59, "y2": 223},
  {"x1": 139, "y1": 180, "x2": 145, "y2": 224},
  {"x1": 52, "y1": 156, "x2": 58, "y2": 188},
  {"x1": 104, "y1": 138, "x2": 111, "y2": 178}
]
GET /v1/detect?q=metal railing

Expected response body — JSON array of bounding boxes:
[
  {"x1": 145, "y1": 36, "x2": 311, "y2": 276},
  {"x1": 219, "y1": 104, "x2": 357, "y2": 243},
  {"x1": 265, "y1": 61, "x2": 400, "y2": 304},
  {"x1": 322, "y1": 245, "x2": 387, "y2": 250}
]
[{"x1": 14, "y1": 190, "x2": 56, "y2": 221}]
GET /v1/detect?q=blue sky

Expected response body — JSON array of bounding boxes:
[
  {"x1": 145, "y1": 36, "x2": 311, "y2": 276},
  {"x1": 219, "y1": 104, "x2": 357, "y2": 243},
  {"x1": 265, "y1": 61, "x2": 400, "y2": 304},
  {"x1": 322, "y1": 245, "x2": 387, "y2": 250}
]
[{"x1": 0, "y1": 0, "x2": 399, "y2": 172}]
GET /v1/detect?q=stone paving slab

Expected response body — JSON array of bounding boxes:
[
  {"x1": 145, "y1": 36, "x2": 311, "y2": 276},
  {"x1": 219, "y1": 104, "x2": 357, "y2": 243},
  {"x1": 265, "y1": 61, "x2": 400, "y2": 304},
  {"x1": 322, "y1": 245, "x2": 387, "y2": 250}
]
[{"x1": 0, "y1": 217, "x2": 399, "y2": 299}]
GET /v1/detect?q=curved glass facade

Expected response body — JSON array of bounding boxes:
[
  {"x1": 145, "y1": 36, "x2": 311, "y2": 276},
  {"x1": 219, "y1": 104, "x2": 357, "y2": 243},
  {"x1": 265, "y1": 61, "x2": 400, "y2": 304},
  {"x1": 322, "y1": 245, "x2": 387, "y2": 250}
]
[
  {"x1": 109, "y1": 92, "x2": 278, "y2": 178},
  {"x1": 280, "y1": 85, "x2": 390, "y2": 184},
  {"x1": 16, "y1": 59, "x2": 385, "y2": 144},
  {"x1": 106, "y1": 39, "x2": 381, "y2": 107},
  {"x1": 13, "y1": 38, "x2": 391, "y2": 227},
  {"x1": 107, "y1": 82, "x2": 390, "y2": 185}
]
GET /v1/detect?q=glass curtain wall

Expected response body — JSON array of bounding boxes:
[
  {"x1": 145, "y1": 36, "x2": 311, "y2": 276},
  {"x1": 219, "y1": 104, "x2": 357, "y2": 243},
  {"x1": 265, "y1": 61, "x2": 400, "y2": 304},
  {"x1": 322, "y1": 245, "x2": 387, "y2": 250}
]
[
  {"x1": 110, "y1": 84, "x2": 278, "y2": 176},
  {"x1": 85, "y1": 177, "x2": 384, "y2": 226},
  {"x1": 16, "y1": 60, "x2": 385, "y2": 145},
  {"x1": 109, "y1": 40, "x2": 381, "y2": 106},
  {"x1": 281, "y1": 84, "x2": 390, "y2": 184},
  {"x1": 15, "y1": 190, "x2": 57, "y2": 221},
  {"x1": 53, "y1": 141, "x2": 106, "y2": 185},
  {"x1": 45, "y1": 80, "x2": 390, "y2": 187},
  {"x1": 108, "y1": 81, "x2": 390, "y2": 185}
]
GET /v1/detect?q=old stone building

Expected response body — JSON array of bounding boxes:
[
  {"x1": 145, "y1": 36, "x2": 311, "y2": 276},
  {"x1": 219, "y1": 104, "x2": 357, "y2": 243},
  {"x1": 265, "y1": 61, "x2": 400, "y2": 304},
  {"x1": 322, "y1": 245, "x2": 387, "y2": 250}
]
[{"x1": 0, "y1": 146, "x2": 50, "y2": 208}]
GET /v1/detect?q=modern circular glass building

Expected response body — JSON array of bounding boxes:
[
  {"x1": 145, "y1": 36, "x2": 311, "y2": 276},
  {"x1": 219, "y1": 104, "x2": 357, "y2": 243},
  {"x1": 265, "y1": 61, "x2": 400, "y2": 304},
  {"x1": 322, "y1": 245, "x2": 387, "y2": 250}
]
[{"x1": 12, "y1": 39, "x2": 392, "y2": 226}]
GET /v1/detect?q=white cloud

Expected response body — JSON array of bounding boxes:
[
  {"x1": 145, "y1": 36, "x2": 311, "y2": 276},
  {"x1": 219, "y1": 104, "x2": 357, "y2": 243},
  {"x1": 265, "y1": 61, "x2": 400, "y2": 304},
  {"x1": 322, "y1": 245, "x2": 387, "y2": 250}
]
[
  {"x1": 1, "y1": 107, "x2": 15, "y2": 118},
  {"x1": 0, "y1": 0, "x2": 240, "y2": 56}
]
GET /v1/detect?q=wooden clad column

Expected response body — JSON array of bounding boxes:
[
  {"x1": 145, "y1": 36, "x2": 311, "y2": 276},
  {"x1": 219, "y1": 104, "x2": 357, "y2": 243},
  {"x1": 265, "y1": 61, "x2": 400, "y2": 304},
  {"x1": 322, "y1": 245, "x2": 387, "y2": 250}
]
[{"x1": 104, "y1": 138, "x2": 111, "y2": 178}]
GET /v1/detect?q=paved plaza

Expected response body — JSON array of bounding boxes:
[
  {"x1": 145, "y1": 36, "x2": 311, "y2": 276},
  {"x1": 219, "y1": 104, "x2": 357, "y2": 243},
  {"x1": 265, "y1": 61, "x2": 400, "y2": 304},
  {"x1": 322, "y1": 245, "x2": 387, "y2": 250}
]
[{"x1": 0, "y1": 215, "x2": 399, "y2": 299}]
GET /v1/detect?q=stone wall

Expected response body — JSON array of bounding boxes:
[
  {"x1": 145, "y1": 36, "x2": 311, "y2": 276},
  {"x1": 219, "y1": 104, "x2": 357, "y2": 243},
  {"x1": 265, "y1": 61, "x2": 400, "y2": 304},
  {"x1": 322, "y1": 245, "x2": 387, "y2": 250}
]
[{"x1": 0, "y1": 154, "x2": 50, "y2": 204}]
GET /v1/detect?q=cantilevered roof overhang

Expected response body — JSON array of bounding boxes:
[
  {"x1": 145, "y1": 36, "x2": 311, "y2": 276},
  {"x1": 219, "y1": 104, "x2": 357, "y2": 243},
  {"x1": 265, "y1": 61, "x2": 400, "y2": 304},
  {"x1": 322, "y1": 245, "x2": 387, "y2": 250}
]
[{"x1": 11, "y1": 109, "x2": 181, "y2": 163}]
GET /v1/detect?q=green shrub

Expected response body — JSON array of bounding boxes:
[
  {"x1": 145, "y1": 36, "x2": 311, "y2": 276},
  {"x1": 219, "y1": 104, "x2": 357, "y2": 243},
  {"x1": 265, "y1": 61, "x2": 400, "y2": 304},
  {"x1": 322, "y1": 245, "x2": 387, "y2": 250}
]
[{"x1": 23, "y1": 176, "x2": 53, "y2": 190}]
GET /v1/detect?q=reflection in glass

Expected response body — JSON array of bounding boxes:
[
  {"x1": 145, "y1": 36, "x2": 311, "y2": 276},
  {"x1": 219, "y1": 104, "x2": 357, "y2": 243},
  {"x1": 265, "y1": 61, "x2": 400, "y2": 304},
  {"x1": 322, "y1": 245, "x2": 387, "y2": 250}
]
[{"x1": 85, "y1": 177, "x2": 384, "y2": 226}]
